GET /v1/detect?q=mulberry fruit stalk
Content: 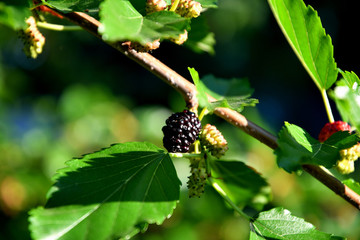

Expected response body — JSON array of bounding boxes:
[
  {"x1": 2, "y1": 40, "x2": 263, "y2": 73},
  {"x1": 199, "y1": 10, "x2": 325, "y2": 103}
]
[
  {"x1": 200, "y1": 124, "x2": 228, "y2": 158},
  {"x1": 162, "y1": 110, "x2": 201, "y2": 153},
  {"x1": 318, "y1": 121, "x2": 360, "y2": 174}
]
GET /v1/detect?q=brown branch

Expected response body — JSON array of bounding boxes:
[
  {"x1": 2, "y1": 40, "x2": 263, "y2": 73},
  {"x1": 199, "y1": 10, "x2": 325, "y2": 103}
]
[{"x1": 53, "y1": 11, "x2": 360, "y2": 210}]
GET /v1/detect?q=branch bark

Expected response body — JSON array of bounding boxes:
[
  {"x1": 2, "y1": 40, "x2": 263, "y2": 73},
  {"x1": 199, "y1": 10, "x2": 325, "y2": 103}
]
[{"x1": 54, "y1": 10, "x2": 360, "y2": 210}]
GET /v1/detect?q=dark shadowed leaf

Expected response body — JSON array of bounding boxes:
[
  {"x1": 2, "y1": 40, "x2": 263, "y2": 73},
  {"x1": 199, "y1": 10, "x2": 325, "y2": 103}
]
[
  {"x1": 275, "y1": 122, "x2": 360, "y2": 173},
  {"x1": 210, "y1": 160, "x2": 270, "y2": 210},
  {"x1": 184, "y1": 16, "x2": 215, "y2": 54},
  {"x1": 0, "y1": 2, "x2": 31, "y2": 30}
]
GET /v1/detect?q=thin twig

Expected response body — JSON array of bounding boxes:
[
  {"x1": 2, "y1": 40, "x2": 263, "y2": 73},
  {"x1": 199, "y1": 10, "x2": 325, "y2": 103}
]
[{"x1": 53, "y1": 10, "x2": 360, "y2": 210}]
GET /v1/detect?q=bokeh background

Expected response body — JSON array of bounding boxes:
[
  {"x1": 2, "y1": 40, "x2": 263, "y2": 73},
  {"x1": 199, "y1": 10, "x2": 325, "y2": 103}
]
[{"x1": 1, "y1": 0, "x2": 360, "y2": 239}]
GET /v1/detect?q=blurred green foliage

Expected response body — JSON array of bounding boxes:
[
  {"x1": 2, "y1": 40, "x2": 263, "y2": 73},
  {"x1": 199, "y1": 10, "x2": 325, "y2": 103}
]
[{"x1": 1, "y1": 0, "x2": 360, "y2": 239}]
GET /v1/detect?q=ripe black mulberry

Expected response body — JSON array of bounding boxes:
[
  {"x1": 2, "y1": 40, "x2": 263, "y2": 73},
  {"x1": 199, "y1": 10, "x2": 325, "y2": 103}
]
[{"x1": 162, "y1": 110, "x2": 201, "y2": 153}]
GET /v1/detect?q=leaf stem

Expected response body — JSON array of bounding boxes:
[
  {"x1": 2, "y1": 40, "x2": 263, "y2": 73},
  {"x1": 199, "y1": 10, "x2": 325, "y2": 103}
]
[
  {"x1": 209, "y1": 177, "x2": 252, "y2": 221},
  {"x1": 169, "y1": 0, "x2": 180, "y2": 12},
  {"x1": 37, "y1": 22, "x2": 83, "y2": 31},
  {"x1": 198, "y1": 107, "x2": 208, "y2": 121},
  {"x1": 321, "y1": 89, "x2": 334, "y2": 123}
]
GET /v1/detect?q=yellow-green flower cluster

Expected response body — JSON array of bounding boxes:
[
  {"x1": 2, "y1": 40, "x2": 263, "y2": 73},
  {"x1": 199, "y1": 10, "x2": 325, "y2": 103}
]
[{"x1": 336, "y1": 143, "x2": 360, "y2": 174}]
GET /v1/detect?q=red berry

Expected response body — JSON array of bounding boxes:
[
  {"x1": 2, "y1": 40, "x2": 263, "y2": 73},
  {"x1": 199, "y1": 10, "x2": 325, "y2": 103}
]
[{"x1": 318, "y1": 121, "x2": 351, "y2": 142}]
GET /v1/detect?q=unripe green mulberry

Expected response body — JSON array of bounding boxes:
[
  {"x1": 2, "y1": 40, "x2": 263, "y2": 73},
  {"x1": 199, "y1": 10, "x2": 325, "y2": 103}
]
[
  {"x1": 172, "y1": 0, "x2": 202, "y2": 18},
  {"x1": 18, "y1": 16, "x2": 45, "y2": 59},
  {"x1": 336, "y1": 143, "x2": 360, "y2": 174},
  {"x1": 187, "y1": 157, "x2": 207, "y2": 198},
  {"x1": 170, "y1": 30, "x2": 188, "y2": 45},
  {"x1": 146, "y1": 0, "x2": 167, "y2": 14},
  {"x1": 200, "y1": 124, "x2": 228, "y2": 159}
]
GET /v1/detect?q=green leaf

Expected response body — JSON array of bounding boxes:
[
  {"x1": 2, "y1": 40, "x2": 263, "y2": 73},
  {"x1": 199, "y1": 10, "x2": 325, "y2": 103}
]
[
  {"x1": 188, "y1": 67, "x2": 209, "y2": 108},
  {"x1": 343, "y1": 179, "x2": 360, "y2": 195},
  {"x1": 197, "y1": 0, "x2": 218, "y2": 8},
  {"x1": 339, "y1": 70, "x2": 360, "y2": 91},
  {"x1": 29, "y1": 142, "x2": 181, "y2": 240},
  {"x1": 184, "y1": 16, "x2": 216, "y2": 55},
  {"x1": 275, "y1": 122, "x2": 360, "y2": 173},
  {"x1": 188, "y1": 68, "x2": 257, "y2": 113},
  {"x1": 210, "y1": 160, "x2": 270, "y2": 210},
  {"x1": 0, "y1": 2, "x2": 31, "y2": 30},
  {"x1": 209, "y1": 98, "x2": 258, "y2": 113},
  {"x1": 250, "y1": 207, "x2": 344, "y2": 239},
  {"x1": 43, "y1": 0, "x2": 103, "y2": 12},
  {"x1": 330, "y1": 80, "x2": 360, "y2": 132},
  {"x1": 267, "y1": 0, "x2": 338, "y2": 90},
  {"x1": 99, "y1": 0, "x2": 190, "y2": 44}
]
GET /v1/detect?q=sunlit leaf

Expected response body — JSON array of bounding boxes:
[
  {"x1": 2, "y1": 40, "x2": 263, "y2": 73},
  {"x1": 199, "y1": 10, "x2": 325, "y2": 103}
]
[
  {"x1": 330, "y1": 80, "x2": 360, "y2": 132},
  {"x1": 43, "y1": 0, "x2": 103, "y2": 12},
  {"x1": 250, "y1": 207, "x2": 344, "y2": 239},
  {"x1": 29, "y1": 142, "x2": 181, "y2": 240},
  {"x1": 339, "y1": 70, "x2": 360, "y2": 91},
  {"x1": 267, "y1": 0, "x2": 338, "y2": 90},
  {"x1": 188, "y1": 67, "x2": 209, "y2": 108},
  {"x1": 99, "y1": 0, "x2": 190, "y2": 44},
  {"x1": 188, "y1": 68, "x2": 257, "y2": 113}
]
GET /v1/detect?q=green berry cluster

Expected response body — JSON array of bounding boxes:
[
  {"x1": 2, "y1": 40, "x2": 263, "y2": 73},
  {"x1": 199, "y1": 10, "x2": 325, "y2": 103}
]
[
  {"x1": 336, "y1": 143, "x2": 360, "y2": 174},
  {"x1": 200, "y1": 124, "x2": 229, "y2": 159},
  {"x1": 187, "y1": 157, "x2": 207, "y2": 198},
  {"x1": 18, "y1": 16, "x2": 45, "y2": 59},
  {"x1": 146, "y1": 0, "x2": 168, "y2": 14},
  {"x1": 138, "y1": 0, "x2": 202, "y2": 50},
  {"x1": 170, "y1": 30, "x2": 188, "y2": 45},
  {"x1": 171, "y1": 0, "x2": 202, "y2": 18}
]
